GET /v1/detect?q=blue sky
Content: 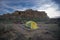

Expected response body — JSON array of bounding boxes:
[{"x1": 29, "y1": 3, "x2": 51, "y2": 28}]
[{"x1": 0, "y1": 0, "x2": 60, "y2": 18}]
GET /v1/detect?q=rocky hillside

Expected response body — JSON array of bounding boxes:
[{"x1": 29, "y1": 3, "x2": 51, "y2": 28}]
[
  {"x1": 0, "y1": 9, "x2": 59, "y2": 40},
  {"x1": 0, "y1": 9, "x2": 49, "y2": 23}
]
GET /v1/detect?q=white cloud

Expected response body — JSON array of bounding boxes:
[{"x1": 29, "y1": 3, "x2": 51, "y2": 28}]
[{"x1": 45, "y1": 7, "x2": 60, "y2": 18}]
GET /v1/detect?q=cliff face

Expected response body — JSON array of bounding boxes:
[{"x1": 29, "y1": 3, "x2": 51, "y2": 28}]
[{"x1": 0, "y1": 9, "x2": 49, "y2": 23}]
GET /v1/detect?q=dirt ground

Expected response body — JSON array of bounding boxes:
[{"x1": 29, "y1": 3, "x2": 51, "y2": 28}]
[{"x1": 0, "y1": 23, "x2": 59, "y2": 40}]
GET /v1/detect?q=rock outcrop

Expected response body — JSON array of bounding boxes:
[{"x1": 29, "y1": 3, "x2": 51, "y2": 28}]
[{"x1": 0, "y1": 9, "x2": 49, "y2": 23}]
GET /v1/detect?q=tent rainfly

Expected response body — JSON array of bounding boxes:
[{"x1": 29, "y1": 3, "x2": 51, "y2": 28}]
[{"x1": 25, "y1": 21, "x2": 38, "y2": 30}]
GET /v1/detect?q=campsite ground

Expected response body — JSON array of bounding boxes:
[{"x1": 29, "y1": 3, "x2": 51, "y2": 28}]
[{"x1": 0, "y1": 22, "x2": 59, "y2": 40}]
